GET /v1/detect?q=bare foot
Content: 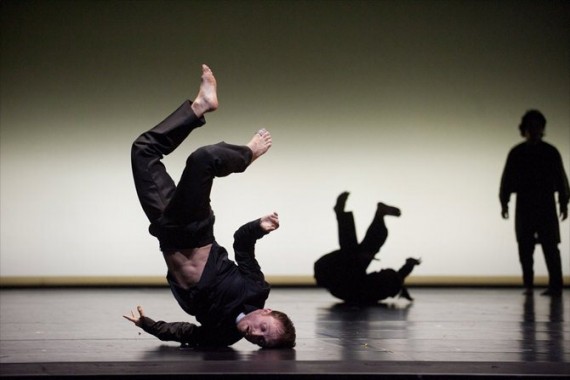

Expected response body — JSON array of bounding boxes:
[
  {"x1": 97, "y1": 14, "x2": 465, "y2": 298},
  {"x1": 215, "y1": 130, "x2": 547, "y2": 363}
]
[
  {"x1": 260, "y1": 212, "x2": 279, "y2": 233},
  {"x1": 377, "y1": 202, "x2": 401, "y2": 217},
  {"x1": 247, "y1": 128, "x2": 272, "y2": 162},
  {"x1": 191, "y1": 64, "x2": 218, "y2": 117}
]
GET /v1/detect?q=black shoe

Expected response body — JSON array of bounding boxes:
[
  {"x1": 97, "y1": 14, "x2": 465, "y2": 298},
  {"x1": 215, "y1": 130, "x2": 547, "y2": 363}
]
[
  {"x1": 541, "y1": 289, "x2": 562, "y2": 297},
  {"x1": 334, "y1": 192, "x2": 350, "y2": 213},
  {"x1": 377, "y1": 202, "x2": 401, "y2": 217}
]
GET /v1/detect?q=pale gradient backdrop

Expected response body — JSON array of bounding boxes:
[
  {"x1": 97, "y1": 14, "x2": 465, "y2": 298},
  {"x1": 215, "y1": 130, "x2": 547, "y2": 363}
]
[{"x1": 1, "y1": 0, "x2": 569, "y2": 281}]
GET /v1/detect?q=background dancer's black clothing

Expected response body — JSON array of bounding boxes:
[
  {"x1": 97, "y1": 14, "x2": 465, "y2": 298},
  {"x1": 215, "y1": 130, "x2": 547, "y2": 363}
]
[
  {"x1": 500, "y1": 140, "x2": 569, "y2": 293},
  {"x1": 314, "y1": 206, "x2": 412, "y2": 304},
  {"x1": 131, "y1": 101, "x2": 270, "y2": 346}
]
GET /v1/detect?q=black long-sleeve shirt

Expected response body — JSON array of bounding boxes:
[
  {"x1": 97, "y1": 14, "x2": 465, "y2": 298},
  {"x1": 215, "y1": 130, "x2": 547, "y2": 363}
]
[
  {"x1": 500, "y1": 140, "x2": 569, "y2": 213},
  {"x1": 140, "y1": 219, "x2": 271, "y2": 347}
]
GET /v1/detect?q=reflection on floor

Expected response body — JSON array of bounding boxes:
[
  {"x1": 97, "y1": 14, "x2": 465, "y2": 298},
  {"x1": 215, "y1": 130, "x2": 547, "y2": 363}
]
[{"x1": 0, "y1": 287, "x2": 568, "y2": 379}]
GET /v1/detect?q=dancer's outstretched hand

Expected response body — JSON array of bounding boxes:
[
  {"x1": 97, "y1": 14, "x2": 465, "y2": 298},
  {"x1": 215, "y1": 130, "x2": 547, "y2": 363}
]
[
  {"x1": 260, "y1": 212, "x2": 279, "y2": 232},
  {"x1": 123, "y1": 305, "x2": 145, "y2": 327},
  {"x1": 406, "y1": 258, "x2": 422, "y2": 266}
]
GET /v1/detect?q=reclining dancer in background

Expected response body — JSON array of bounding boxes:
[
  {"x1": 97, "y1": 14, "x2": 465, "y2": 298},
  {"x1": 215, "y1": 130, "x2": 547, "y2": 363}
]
[{"x1": 314, "y1": 191, "x2": 421, "y2": 305}]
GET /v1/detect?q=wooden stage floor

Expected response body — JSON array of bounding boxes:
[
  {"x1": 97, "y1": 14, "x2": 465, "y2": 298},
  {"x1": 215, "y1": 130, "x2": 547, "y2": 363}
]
[{"x1": 0, "y1": 287, "x2": 568, "y2": 379}]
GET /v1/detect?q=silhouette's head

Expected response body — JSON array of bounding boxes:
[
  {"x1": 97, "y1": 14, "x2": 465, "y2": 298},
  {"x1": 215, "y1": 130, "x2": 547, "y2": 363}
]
[
  {"x1": 519, "y1": 110, "x2": 546, "y2": 141},
  {"x1": 236, "y1": 308, "x2": 296, "y2": 349}
]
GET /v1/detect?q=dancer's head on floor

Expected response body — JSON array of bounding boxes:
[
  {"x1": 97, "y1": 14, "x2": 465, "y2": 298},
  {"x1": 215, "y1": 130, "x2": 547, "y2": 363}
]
[
  {"x1": 236, "y1": 308, "x2": 296, "y2": 348},
  {"x1": 235, "y1": 213, "x2": 296, "y2": 349}
]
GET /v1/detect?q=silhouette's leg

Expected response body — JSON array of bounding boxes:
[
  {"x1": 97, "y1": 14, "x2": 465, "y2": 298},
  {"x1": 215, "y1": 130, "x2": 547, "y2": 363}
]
[
  {"x1": 541, "y1": 241, "x2": 563, "y2": 294},
  {"x1": 358, "y1": 203, "x2": 400, "y2": 268},
  {"x1": 518, "y1": 240, "x2": 535, "y2": 290},
  {"x1": 334, "y1": 192, "x2": 359, "y2": 252},
  {"x1": 359, "y1": 213, "x2": 387, "y2": 256},
  {"x1": 336, "y1": 211, "x2": 359, "y2": 253}
]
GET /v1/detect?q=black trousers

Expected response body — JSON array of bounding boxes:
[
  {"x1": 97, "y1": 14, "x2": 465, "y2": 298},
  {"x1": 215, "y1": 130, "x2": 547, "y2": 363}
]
[
  {"x1": 517, "y1": 239, "x2": 563, "y2": 292},
  {"x1": 314, "y1": 209, "x2": 403, "y2": 303},
  {"x1": 131, "y1": 101, "x2": 253, "y2": 250},
  {"x1": 337, "y1": 209, "x2": 388, "y2": 272},
  {"x1": 515, "y1": 206, "x2": 563, "y2": 292}
]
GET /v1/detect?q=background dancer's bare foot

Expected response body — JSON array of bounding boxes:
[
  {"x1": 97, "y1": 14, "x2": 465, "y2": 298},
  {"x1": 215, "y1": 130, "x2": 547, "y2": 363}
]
[
  {"x1": 191, "y1": 64, "x2": 218, "y2": 117},
  {"x1": 247, "y1": 128, "x2": 272, "y2": 162},
  {"x1": 377, "y1": 202, "x2": 401, "y2": 217}
]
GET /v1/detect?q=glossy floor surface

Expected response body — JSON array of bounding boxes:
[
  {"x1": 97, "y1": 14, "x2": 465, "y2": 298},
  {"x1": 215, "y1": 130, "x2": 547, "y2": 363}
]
[{"x1": 0, "y1": 287, "x2": 568, "y2": 379}]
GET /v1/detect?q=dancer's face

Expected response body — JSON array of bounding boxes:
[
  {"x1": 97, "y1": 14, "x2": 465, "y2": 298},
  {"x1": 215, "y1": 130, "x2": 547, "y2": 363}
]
[{"x1": 236, "y1": 308, "x2": 284, "y2": 348}]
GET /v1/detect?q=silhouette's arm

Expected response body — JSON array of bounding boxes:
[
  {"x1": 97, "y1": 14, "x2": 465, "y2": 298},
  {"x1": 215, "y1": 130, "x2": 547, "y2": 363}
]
[
  {"x1": 499, "y1": 153, "x2": 515, "y2": 220},
  {"x1": 553, "y1": 149, "x2": 569, "y2": 221},
  {"x1": 560, "y1": 207, "x2": 568, "y2": 221}
]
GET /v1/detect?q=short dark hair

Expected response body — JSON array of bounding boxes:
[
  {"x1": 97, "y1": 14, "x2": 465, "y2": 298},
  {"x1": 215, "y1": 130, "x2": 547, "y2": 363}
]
[
  {"x1": 519, "y1": 110, "x2": 546, "y2": 136},
  {"x1": 269, "y1": 310, "x2": 296, "y2": 348}
]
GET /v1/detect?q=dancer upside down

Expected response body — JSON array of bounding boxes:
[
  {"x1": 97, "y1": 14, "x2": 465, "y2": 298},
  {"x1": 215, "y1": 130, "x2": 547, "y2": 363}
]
[
  {"x1": 314, "y1": 192, "x2": 421, "y2": 305},
  {"x1": 124, "y1": 64, "x2": 295, "y2": 348}
]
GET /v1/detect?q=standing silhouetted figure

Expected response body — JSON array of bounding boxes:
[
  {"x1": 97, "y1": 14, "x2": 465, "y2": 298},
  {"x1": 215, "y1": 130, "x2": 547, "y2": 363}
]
[
  {"x1": 314, "y1": 192, "x2": 421, "y2": 305},
  {"x1": 500, "y1": 110, "x2": 569, "y2": 297}
]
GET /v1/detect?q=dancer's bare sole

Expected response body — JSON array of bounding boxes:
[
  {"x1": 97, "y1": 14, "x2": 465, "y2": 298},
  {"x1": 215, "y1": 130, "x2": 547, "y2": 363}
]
[
  {"x1": 191, "y1": 64, "x2": 218, "y2": 117},
  {"x1": 260, "y1": 212, "x2": 279, "y2": 233},
  {"x1": 377, "y1": 202, "x2": 401, "y2": 217},
  {"x1": 247, "y1": 128, "x2": 272, "y2": 162}
]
